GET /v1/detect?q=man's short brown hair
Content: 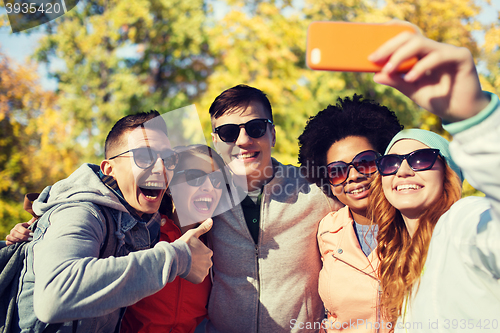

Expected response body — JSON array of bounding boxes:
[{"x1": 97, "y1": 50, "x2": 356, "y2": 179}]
[
  {"x1": 104, "y1": 111, "x2": 167, "y2": 158},
  {"x1": 209, "y1": 84, "x2": 273, "y2": 123}
]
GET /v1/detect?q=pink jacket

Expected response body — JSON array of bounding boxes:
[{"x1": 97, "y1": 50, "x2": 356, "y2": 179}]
[{"x1": 317, "y1": 207, "x2": 390, "y2": 332}]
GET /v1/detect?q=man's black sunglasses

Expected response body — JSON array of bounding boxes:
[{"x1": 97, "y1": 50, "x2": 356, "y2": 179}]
[
  {"x1": 214, "y1": 118, "x2": 273, "y2": 143},
  {"x1": 109, "y1": 147, "x2": 179, "y2": 170}
]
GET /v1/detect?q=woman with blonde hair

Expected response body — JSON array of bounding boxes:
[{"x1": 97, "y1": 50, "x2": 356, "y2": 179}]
[
  {"x1": 370, "y1": 129, "x2": 463, "y2": 325},
  {"x1": 368, "y1": 27, "x2": 500, "y2": 331}
]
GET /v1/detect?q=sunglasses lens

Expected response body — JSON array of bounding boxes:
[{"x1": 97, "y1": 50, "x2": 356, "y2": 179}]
[
  {"x1": 245, "y1": 119, "x2": 268, "y2": 139},
  {"x1": 161, "y1": 151, "x2": 178, "y2": 170},
  {"x1": 216, "y1": 119, "x2": 269, "y2": 142},
  {"x1": 184, "y1": 169, "x2": 225, "y2": 189},
  {"x1": 377, "y1": 155, "x2": 401, "y2": 176},
  {"x1": 184, "y1": 169, "x2": 207, "y2": 186},
  {"x1": 217, "y1": 124, "x2": 240, "y2": 143},
  {"x1": 133, "y1": 148, "x2": 155, "y2": 168},
  {"x1": 209, "y1": 172, "x2": 225, "y2": 189},
  {"x1": 378, "y1": 149, "x2": 439, "y2": 176},
  {"x1": 130, "y1": 148, "x2": 177, "y2": 169},
  {"x1": 327, "y1": 162, "x2": 349, "y2": 186},
  {"x1": 352, "y1": 151, "x2": 379, "y2": 175},
  {"x1": 408, "y1": 150, "x2": 438, "y2": 171}
]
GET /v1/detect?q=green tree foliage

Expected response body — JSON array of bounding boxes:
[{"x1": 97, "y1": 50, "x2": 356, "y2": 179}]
[
  {"x1": 199, "y1": 0, "x2": 491, "y2": 165},
  {"x1": 1, "y1": 0, "x2": 498, "y2": 239},
  {"x1": 33, "y1": 0, "x2": 214, "y2": 163},
  {"x1": 198, "y1": 1, "x2": 312, "y2": 164}
]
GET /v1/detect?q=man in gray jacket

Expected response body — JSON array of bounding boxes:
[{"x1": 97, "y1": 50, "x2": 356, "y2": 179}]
[
  {"x1": 15, "y1": 111, "x2": 213, "y2": 332},
  {"x1": 207, "y1": 85, "x2": 342, "y2": 332}
]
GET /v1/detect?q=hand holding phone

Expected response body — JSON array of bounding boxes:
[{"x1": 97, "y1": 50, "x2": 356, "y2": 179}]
[{"x1": 306, "y1": 21, "x2": 418, "y2": 72}]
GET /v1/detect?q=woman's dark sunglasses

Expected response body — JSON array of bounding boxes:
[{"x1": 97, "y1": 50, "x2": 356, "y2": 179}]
[
  {"x1": 109, "y1": 147, "x2": 179, "y2": 170},
  {"x1": 327, "y1": 150, "x2": 380, "y2": 186},
  {"x1": 175, "y1": 169, "x2": 225, "y2": 189},
  {"x1": 214, "y1": 118, "x2": 273, "y2": 143},
  {"x1": 376, "y1": 148, "x2": 440, "y2": 176}
]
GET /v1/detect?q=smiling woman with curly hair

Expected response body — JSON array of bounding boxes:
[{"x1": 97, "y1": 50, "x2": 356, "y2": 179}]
[{"x1": 298, "y1": 94, "x2": 402, "y2": 332}]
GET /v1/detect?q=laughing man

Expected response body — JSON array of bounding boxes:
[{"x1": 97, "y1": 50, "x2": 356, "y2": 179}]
[{"x1": 14, "y1": 111, "x2": 213, "y2": 333}]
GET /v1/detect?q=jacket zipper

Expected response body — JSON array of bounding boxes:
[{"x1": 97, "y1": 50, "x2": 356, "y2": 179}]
[
  {"x1": 255, "y1": 243, "x2": 260, "y2": 333},
  {"x1": 255, "y1": 189, "x2": 264, "y2": 333},
  {"x1": 332, "y1": 253, "x2": 381, "y2": 332}
]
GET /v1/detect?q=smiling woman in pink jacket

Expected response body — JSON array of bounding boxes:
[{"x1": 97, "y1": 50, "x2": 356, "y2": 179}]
[{"x1": 298, "y1": 95, "x2": 402, "y2": 332}]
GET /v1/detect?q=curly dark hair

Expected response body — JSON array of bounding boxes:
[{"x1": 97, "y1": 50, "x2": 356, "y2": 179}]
[{"x1": 298, "y1": 94, "x2": 402, "y2": 198}]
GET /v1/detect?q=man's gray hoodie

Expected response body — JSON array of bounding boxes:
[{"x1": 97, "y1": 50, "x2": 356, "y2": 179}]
[{"x1": 16, "y1": 163, "x2": 191, "y2": 333}]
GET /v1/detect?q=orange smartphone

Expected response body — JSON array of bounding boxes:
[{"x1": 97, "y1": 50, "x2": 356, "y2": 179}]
[{"x1": 306, "y1": 21, "x2": 418, "y2": 72}]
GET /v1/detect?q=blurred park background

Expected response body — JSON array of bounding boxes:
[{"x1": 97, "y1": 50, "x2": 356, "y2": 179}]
[{"x1": 1, "y1": 0, "x2": 499, "y2": 239}]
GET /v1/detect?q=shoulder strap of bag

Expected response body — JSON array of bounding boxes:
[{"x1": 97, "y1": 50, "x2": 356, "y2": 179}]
[
  {"x1": 0, "y1": 228, "x2": 35, "y2": 333},
  {"x1": 0, "y1": 196, "x2": 68, "y2": 333}
]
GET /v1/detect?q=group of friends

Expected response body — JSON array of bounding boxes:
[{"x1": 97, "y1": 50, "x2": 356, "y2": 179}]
[{"x1": 4, "y1": 25, "x2": 500, "y2": 333}]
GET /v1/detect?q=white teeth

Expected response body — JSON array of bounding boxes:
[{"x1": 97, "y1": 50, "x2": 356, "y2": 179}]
[
  {"x1": 194, "y1": 197, "x2": 213, "y2": 203},
  {"x1": 237, "y1": 152, "x2": 257, "y2": 159},
  {"x1": 194, "y1": 197, "x2": 213, "y2": 211},
  {"x1": 142, "y1": 182, "x2": 165, "y2": 188},
  {"x1": 349, "y1": 187, "x2": 365, "y2": 195},
  {"x1": 396, "y1": 184, "x2": 422, "y2": 191}
]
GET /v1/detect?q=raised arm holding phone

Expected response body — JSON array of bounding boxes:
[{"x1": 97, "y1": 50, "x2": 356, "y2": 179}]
[
  {"x1": 305, "y1": 20, "x2": 498, "y2": 332},
  {"x1": 368, "y1": 26, "x2": 499, "y2": 331}
]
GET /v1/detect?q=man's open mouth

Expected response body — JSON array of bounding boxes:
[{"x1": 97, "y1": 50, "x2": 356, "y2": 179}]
[{"x1": 139, "y1": 181, "x2": 165, "y2": 200}]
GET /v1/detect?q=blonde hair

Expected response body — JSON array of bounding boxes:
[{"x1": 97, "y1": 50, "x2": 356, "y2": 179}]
[{"x1": 370, "y1": 161, "x2": 461, "y2": 327}]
